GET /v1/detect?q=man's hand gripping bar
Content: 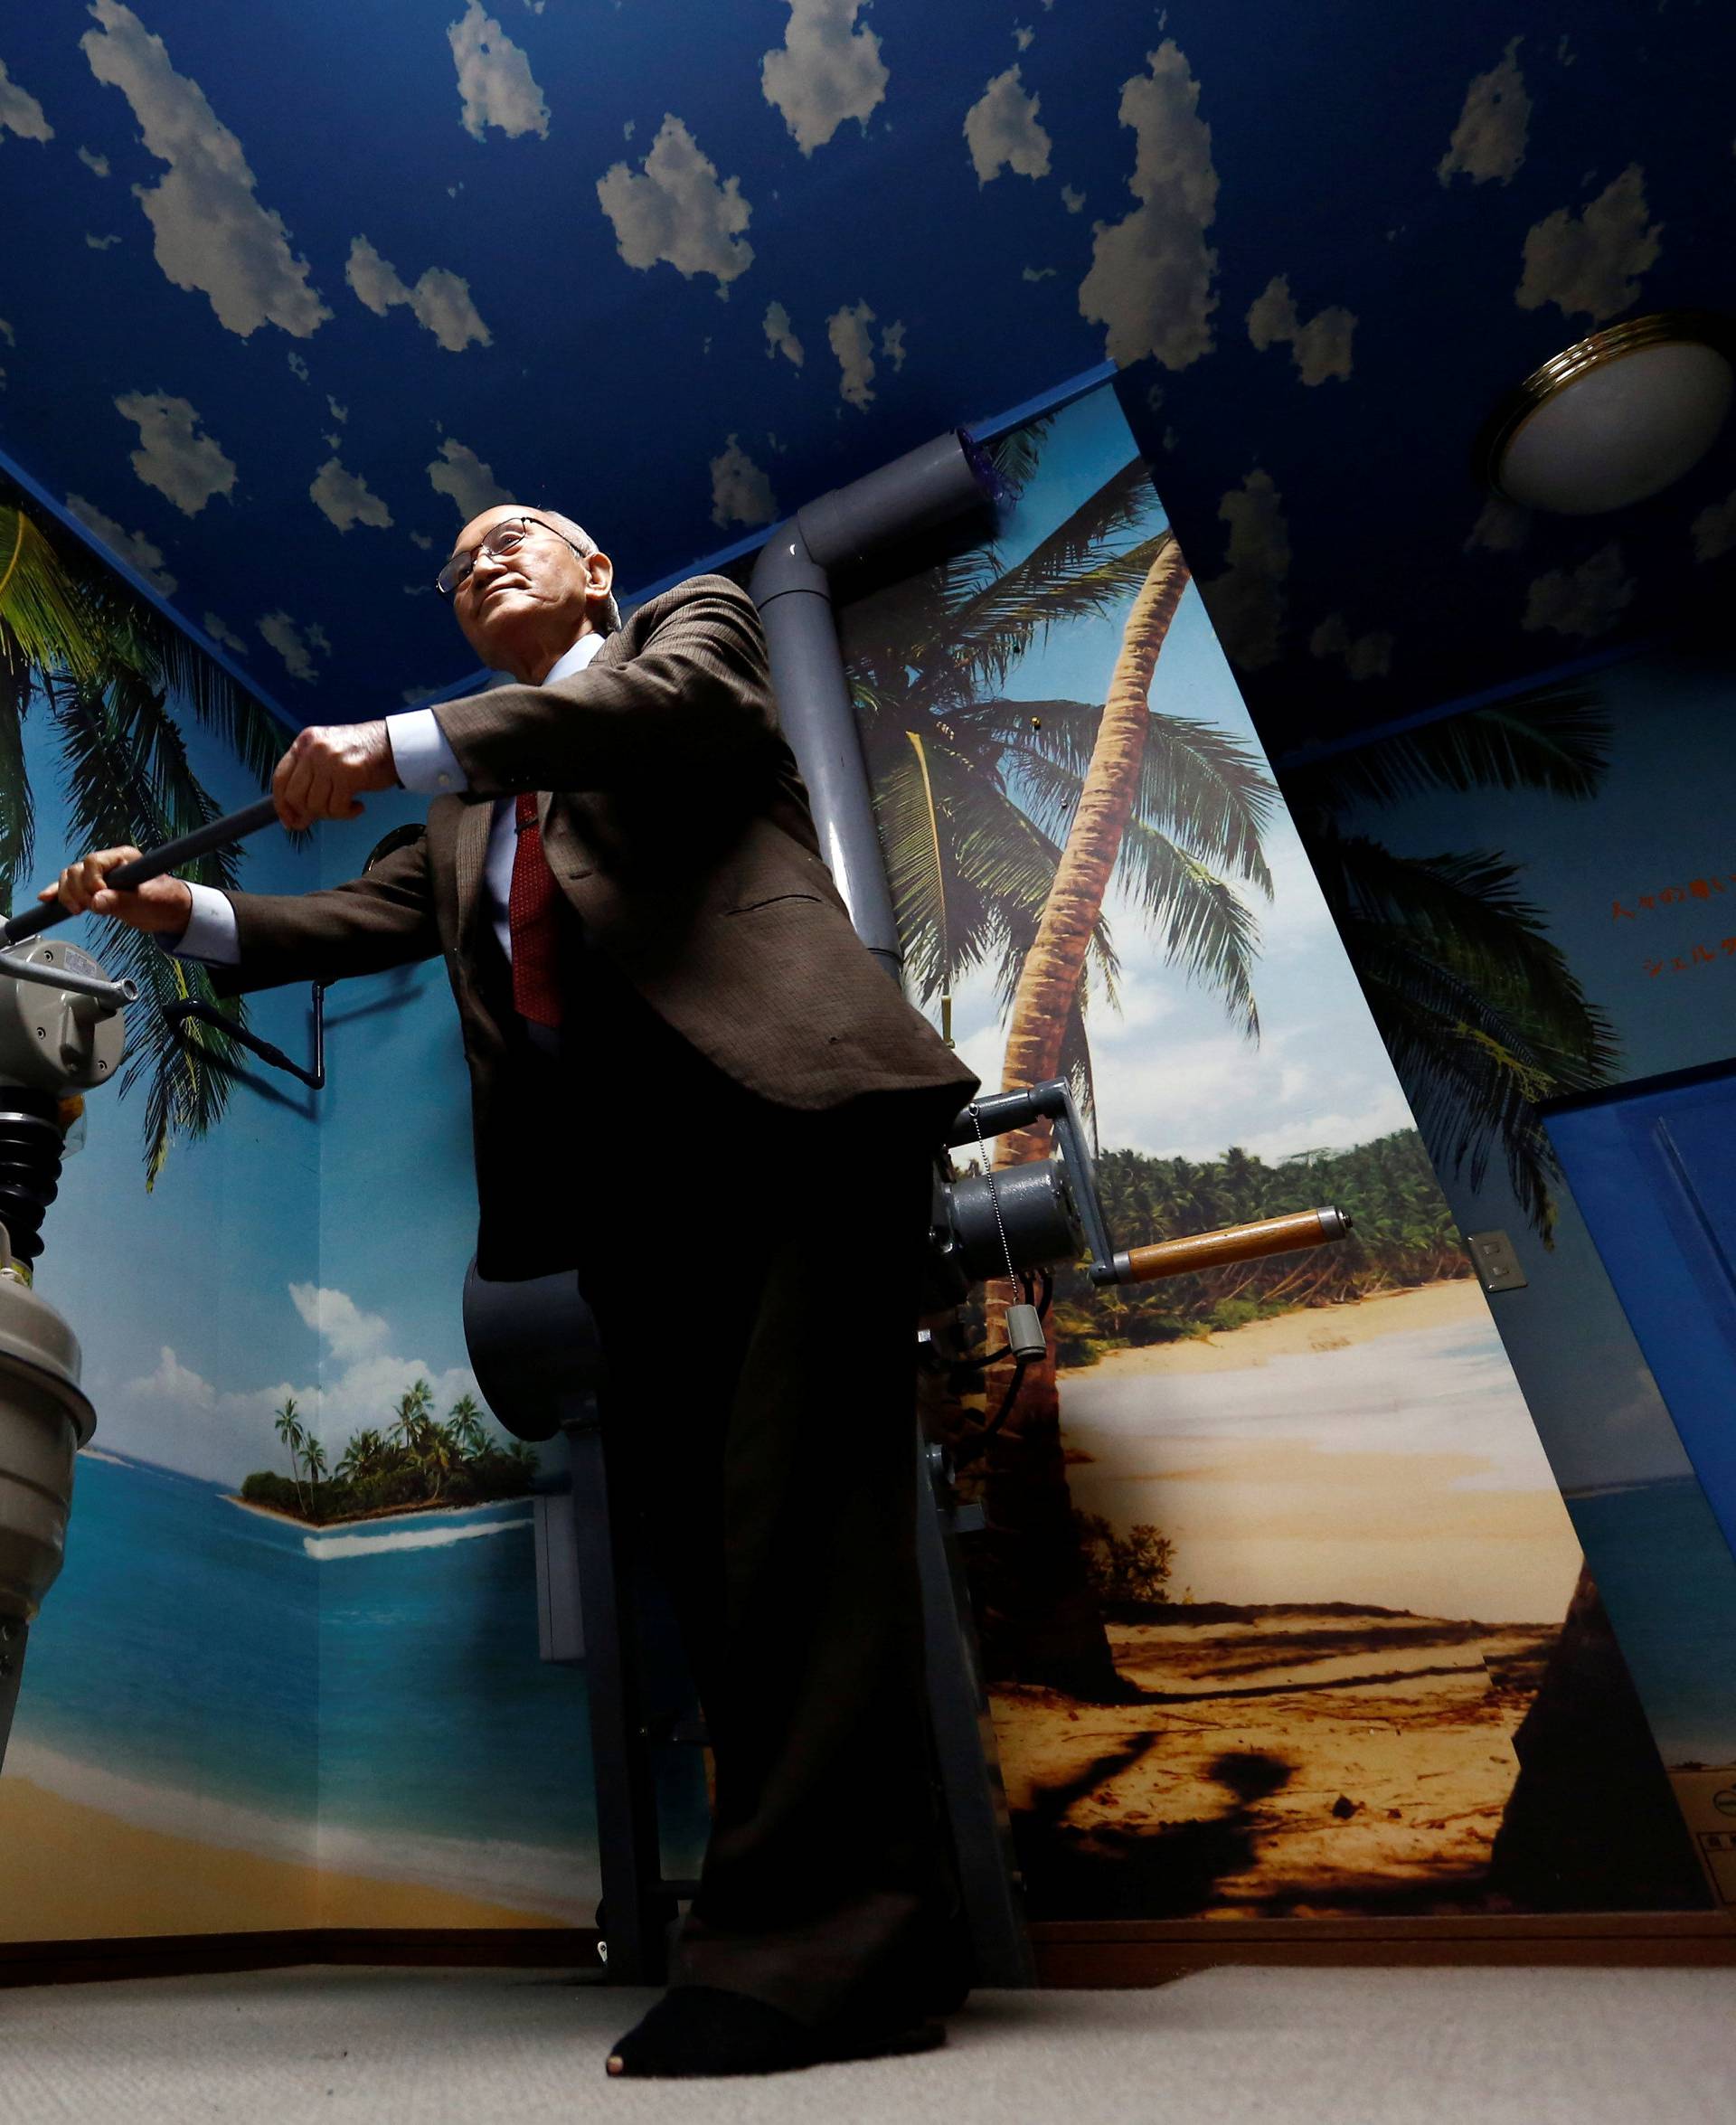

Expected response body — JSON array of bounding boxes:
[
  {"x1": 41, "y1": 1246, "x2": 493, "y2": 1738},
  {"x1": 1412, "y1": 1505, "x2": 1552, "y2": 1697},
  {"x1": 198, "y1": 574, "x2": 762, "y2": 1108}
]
[{"x1": 0, "y1": 797, "x2": 283, "y2": 949}]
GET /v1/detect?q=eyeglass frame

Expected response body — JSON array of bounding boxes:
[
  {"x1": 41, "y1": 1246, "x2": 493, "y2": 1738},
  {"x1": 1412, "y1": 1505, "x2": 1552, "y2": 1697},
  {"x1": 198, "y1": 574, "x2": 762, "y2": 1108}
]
[{"x1": 435, "y1": 515, "x2": 592, "y2": 599}]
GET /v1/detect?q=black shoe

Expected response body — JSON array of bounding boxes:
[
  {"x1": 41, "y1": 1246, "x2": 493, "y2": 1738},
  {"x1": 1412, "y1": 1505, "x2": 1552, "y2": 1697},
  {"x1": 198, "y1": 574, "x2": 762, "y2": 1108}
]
[{"x1": 605, "y1": 1986, "x2": 946, "y2": 2080}]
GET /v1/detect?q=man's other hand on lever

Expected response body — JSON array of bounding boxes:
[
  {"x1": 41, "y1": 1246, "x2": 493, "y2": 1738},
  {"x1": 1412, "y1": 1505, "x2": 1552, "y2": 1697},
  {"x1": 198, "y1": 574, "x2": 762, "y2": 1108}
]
[
  {"x1": 39, "y1": 848, "x2": 195, "y2": 937},
  {"x1": 271, "y1": 719, "x2": 398, "y2": 830}
]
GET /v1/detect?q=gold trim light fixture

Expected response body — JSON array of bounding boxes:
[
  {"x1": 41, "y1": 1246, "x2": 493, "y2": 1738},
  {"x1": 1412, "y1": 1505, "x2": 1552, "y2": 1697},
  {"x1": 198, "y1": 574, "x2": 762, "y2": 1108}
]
[{"x1": 1475, "y1": 311, "x2": 1734, "y2": 515}]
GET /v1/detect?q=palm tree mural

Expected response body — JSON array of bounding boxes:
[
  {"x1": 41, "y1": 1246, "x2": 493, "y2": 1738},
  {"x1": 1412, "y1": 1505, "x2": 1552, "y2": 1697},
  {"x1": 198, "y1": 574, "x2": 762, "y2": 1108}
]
[
  {"x1": 272, "y1": 1394, "x2": 307, "y2": 1514},
  {"x1": 994, "y1": 525, "x2": 1278, "y2": 1691},
  {"x1": 0, "y1": 490, "x2": 293, "y2": 1183},
  {"x1": 846, "y1": 441, "x2": 1278, "y2": 1695},
  {"x1": 1280, "y1": 684, "x2": 1620, "y2": 1236},
  {"x1": 854, "y1": 457, "x2": 1270, "y2": 1129}
]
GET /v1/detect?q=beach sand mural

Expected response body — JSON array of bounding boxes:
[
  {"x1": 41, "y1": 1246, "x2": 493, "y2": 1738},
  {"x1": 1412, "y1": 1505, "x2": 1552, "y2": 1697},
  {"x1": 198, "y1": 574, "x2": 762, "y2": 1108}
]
[{"x1": 997, "y1": 1276, "x2": 1584, "y2": 1919}]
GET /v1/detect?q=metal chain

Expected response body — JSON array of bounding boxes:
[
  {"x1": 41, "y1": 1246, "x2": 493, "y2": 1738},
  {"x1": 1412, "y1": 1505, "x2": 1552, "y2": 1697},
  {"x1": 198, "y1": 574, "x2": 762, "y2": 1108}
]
[{"x1": 968, "y1": 1102, "x2": 1021, "y2": 1294}]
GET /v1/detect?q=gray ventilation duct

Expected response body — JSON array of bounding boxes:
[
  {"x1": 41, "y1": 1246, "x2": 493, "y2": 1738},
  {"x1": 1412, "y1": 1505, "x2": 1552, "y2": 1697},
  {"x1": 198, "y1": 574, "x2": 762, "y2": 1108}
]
[{"x1": 749, "y1": 431, "x2": 996, "y2": 986}]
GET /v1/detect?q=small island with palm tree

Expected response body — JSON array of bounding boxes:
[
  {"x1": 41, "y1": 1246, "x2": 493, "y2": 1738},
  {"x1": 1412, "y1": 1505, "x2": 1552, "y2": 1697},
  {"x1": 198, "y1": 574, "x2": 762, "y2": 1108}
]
[{"x1": 236, "y1": 1383, "x2": 536, "y2": 1527}]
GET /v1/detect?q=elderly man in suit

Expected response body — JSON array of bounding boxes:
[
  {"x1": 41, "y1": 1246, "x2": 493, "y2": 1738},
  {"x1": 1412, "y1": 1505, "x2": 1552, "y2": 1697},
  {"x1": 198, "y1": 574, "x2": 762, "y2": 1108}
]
[{"x1": 48, "y1": 507, "x2": 981, "y2": 2079}]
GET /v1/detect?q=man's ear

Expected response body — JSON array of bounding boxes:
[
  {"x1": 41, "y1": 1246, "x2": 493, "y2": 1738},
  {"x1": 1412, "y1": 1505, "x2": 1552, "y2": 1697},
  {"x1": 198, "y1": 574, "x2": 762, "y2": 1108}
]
[{"x1": 584, "y1": 550, "x2": 614, "y2": 610}]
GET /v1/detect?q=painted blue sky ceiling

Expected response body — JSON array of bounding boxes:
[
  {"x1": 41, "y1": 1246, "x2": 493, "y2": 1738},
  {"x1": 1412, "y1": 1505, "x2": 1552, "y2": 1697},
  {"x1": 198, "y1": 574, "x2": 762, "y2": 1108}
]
[{"x1": 1, "y1": 3, "x2": 1732, "y2": 751}]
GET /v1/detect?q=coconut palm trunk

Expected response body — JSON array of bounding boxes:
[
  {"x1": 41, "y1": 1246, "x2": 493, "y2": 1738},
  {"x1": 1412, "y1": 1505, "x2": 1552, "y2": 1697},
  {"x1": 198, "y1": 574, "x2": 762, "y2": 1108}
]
[
  {"x1": 976, "y1": 536, "x2": 1192, "y2": 1696},
  {"x1": 997, "y1": 534, "x2": 1191, "y2": 1166}
]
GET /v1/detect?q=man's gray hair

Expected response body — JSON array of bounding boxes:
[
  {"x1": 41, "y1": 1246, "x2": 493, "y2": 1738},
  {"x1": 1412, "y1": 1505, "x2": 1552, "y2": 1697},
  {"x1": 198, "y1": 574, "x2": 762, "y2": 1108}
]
[{"x1": 532, "y1": 506, "x2": 622, "y2": 635}]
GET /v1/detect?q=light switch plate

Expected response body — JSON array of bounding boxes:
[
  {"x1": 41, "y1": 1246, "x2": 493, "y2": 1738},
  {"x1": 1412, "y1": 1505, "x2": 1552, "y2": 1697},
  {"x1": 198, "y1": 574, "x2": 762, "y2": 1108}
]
[{"x1": 1467, "y1": 1228, "x2": 1527, "y2": 1293}]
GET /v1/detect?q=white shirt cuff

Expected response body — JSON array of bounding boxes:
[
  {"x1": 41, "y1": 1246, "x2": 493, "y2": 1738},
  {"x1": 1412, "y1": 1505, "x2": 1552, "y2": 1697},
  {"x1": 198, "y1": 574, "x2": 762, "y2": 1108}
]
[
  {"x1": 167, "y1": 882, "x2": 241, "y2": 966},
  {"x1": 387, "y1": 709, "x2": 467, "y2": 796}
]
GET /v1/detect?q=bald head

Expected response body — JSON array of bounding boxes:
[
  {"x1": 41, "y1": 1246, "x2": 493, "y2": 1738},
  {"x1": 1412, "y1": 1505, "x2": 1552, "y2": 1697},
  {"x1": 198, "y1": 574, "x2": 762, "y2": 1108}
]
[{"x1": 444, "y1": 505, "x2": 620, "y2": 685}]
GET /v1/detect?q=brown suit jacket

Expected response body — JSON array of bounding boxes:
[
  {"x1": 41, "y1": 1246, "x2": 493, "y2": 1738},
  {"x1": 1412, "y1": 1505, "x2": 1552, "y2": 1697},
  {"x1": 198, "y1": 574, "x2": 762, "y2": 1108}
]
[{"x1": 214, "y1": 574, "x2": 977, "y2": 1253}]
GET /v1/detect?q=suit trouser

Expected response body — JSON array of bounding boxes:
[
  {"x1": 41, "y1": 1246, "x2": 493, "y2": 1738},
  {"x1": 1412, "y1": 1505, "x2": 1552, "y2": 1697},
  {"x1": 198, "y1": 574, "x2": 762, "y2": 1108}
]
[{"x1": 495, "y1": 945, "x2": 960, "y2": 2027}]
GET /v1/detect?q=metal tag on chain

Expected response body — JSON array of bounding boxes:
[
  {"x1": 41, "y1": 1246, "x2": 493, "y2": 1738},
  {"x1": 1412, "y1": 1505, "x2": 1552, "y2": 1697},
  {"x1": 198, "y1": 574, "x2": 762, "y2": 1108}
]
[
  {"x1": 967, "y1": 1102, "x2": 1048, "y2": 1364},
  {"x1": 1004, "y1": 1303, "x2": 1046, "y2": 1360}
]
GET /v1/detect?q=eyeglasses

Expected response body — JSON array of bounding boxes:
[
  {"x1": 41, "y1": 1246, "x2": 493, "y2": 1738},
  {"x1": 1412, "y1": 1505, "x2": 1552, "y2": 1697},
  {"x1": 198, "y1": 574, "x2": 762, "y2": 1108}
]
[{"x1": 436, "y1": 515, "x2": 588, "y2": 598}]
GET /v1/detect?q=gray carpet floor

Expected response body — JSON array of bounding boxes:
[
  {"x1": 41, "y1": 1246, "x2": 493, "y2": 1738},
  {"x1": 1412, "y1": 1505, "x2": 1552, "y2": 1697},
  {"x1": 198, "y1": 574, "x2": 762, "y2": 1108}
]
[{"x1": 2, "y1": 1965, "x2": 1731, "y2": 2124}]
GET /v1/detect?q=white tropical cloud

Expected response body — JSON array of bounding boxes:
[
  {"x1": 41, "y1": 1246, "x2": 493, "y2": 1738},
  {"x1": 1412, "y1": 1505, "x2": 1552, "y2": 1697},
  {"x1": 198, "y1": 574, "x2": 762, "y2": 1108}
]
[
  {"x1": 763, "y1": 298, "x2": 804, "y2": 366},
  {"x1": 1014, "y1": 24, "x2": 1034, "y2": 52},
  {"x1": 1079, "y1": 41, "x2": 1220, "y2": 370},
  {"x1": 287, "y1": 350, "x2": 308, "y2": 381},
  {"x1": 428, "y1": 436, "x2": 514, "y2": 518},
  {"x1": 1438, "y1": 37, "x2": 1529, "y2": 185},
  {"x1": 1061, "y1": 183, "x2": 1085, "y2": 213},
  {"x1": 1522, "y1": 543, "x2": 1636, "y2": 638},
  {"x1": 259, "y1": 610, "x2": 332, "y2": 683},
  {"x1": 0, "y1": 318, "x2": 14, "y2": 347},
  {"x1": 409, "y1": 530, "x2": 433, "y2": 550},
  {"x1": 0, "y1": 58, "x2": 52, "y2": 143},
  {"x1": 345, "y1": 235, "x2": 491, "y2": 353},
  {"x1": 1309, "y1": 611, "x2": 1392, "y2": 681},
  {"x1": 1465, "y1": 494, "x2": 1531, "y2": 552},
  {"x1": 78, "y1": 145, "x2": 109, "y2": 175},
  {"x1": 881, "y1": 317, "x2": 906, "y2": 368},
  {"x1": 1691, "y1": 490, "x2": 1736, "y2": 563},
  {"x1": 131, "y1": 1344, "x2": 215, "y2": 1410},
  {"x1": 709, "y1": 436, "x2": 778, "y2": 529},
  {"x1": 115, "y1": 390, "x2": 236, "y2": 515},
  {"x1": 203, "y1": 610, "x2": 250, "y2": 656},
  {"x1": 448, "y1": 0, "x2": 550, "y2": 141},
  {"x1": 122, "y1": 1288, "x2": 492, "y2": 1486},
  {"x1": 328, "y1": 395, "x2": 348, "y2": 423},
  {"x1": 1517, "y1": 164, "x2": 1661, "y2": 322},
  {"x1": 64, "y1": 493, "x2": 176, "y2": 596},
  {"x1": 827, "y1": 299, "x2": 876, "y2": 409},
  {"x1": 80, "y1": 0, "x2": 329, "y2": 339},
  {"x1": 1199, "y1": 469, "x2": 1288, "y2": 672},
  {"x1": 1245, "y1": 274, "x2": 1355, "y2": 385},
  {"x1": 289, "y1": 1282, "x2": 386, "y2": 1364},
  {"x1": 84, "y1": 231, "x2": 121, "y2": 250},
  {"x1": 310, "y1": 456, "x2": 393, "y2": 534},
  {"x1": 760, "y1": 0, "x2": 888, "y2": 156},
  {"x1": 963, "y1": 64, "x2": 1052, "y2": 186},
  {"x1": 597, "y1": 115, "x2": 753, "y2": 293},
  {"x1": 1022, "y1": 265, "x2": 1056, "y2": 282}
]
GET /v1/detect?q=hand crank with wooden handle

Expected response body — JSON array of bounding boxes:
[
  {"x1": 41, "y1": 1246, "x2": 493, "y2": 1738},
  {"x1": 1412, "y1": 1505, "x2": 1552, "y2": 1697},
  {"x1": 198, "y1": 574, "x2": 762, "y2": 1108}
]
[{"x1": 1108, "y1": 1205, "x2": 1354, "y2": 1286}]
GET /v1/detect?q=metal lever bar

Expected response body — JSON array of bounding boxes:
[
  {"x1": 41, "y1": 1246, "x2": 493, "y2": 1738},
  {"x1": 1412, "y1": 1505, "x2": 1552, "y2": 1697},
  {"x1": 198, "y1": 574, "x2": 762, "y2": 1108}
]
[
  {"x1": 1112, "y1": 1205, "x2": 1353, "y2": 1285},
  {"x1": 0, "y1": 795, "x2": 282, "y2": 949},
  {"x1": 0, "y1": 951, "x2": 138, "y2": 1012}
]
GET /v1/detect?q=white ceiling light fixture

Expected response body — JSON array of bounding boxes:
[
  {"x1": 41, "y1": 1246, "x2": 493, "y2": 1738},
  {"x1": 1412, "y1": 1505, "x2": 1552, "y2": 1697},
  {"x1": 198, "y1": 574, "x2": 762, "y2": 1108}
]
[{"x1": 1476, "y1": 311, "x2": 1734, "y2": 515}]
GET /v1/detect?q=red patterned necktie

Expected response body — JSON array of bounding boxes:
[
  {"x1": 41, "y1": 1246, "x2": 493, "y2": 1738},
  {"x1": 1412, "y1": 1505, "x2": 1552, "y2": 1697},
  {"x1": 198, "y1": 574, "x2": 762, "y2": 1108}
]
[{"x1": 508, "y1": 791, "x2": 562, "y2": 1028}]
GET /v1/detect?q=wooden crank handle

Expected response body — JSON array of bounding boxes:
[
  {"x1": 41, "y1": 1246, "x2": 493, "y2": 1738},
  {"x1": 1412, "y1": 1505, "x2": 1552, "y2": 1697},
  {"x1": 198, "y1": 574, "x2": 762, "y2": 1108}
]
[{"x1": 1113, "y1": 1205, "x2": 1354, "y2": 1286}]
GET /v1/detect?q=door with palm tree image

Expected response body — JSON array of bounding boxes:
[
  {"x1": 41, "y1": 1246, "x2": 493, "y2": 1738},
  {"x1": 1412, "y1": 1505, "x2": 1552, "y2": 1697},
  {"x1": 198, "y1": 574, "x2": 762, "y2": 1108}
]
[{"x1": 0, "y1": 488, "x2": 295, "y2": 1181}]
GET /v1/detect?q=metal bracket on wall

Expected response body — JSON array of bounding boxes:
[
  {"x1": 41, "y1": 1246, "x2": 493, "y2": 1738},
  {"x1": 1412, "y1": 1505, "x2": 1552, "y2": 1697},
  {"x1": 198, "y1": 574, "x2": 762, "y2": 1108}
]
[
  {"x1": 161, "y1": 982, "x2": 326, "y2": 1091},
  {"x1": 1467, "y1": 1229, "x2": 1528, "y2": 1293}
]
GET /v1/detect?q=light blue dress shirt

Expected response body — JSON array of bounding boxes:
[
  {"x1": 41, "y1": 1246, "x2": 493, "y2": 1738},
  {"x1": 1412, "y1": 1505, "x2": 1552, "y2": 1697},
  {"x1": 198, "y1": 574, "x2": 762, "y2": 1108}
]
[{"x1": 173, "y1": 629, "x2": 606, "y2": 968}]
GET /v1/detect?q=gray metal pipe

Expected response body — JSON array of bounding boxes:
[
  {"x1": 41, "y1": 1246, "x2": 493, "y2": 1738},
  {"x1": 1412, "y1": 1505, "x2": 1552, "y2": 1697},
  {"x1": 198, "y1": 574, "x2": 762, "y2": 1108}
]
[{"x1": 750, "y1": 431, "x2": 994, "y2": 986}]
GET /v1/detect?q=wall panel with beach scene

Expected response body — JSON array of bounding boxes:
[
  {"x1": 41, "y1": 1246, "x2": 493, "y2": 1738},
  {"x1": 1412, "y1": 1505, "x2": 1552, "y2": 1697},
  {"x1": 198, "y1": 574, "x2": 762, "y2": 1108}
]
[
  {"x1": 840, "y1": 383, "x2": 1713, "y2": 1921},
  {"x1": 1284, "y1": 636, "x2": 1736, "y2": 1914},
  {"x1": 0, "y1": 477, "x2": 670, "y2": 1943}
]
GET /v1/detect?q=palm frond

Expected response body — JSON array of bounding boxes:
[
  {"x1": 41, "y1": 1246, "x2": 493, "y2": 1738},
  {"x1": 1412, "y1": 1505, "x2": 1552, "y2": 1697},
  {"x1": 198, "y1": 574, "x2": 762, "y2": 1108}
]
[
  {"x1": 1317, "y1": 830, "x2": 1619, "y2": 1076},
  {"x1": 0, "y1": 507, "x2": 104, "y2": 683},
  {"x1": 917, "y1": 535, "x2": 1174, "y2": 713},
  {"x1": 1288, "y1": 685, "x2": 1613, "y2": 817},
  {"x1": 0, "y1": 656, "x2": 33, "y2": 913},
  {"x1": 1114, "y1": 817, "x2": 1263, "y2": 1037},
  {"x1": 46, "y1": 675, "x2": 252, "y2": 1179}
]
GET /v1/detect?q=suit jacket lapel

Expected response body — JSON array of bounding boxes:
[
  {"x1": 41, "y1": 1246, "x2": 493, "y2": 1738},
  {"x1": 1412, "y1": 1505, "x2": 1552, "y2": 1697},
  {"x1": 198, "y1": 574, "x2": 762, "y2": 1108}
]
[{"x1": 454, "y1": 797, "x2": 494, "y2": 949}]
